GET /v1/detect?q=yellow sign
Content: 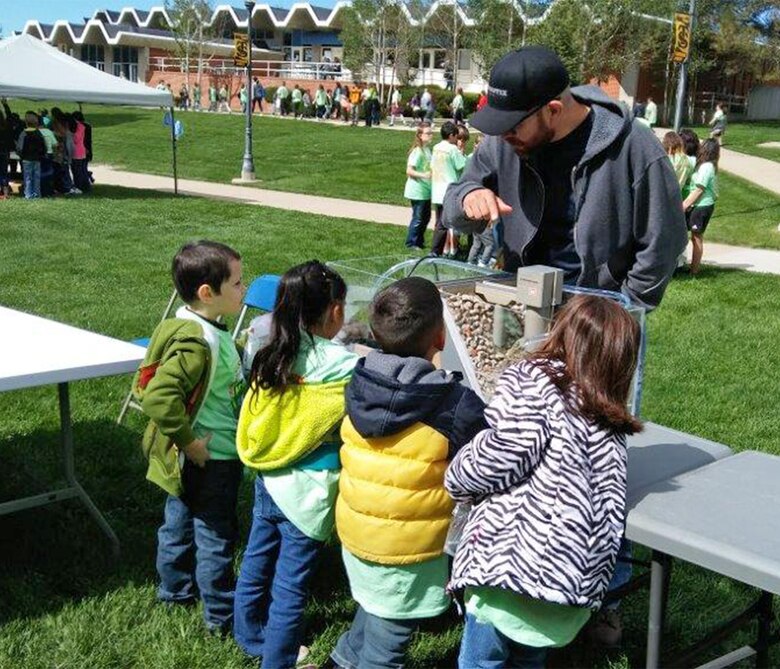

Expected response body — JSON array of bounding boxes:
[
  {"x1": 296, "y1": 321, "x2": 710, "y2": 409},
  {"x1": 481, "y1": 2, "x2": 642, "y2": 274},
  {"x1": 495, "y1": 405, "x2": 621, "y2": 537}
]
[
  {"x1": 233, "y1": 32, "x2": 249, "y2": 67},
  {"x1": 672, "y1": 13, "x2": 691, "y2": 63}
]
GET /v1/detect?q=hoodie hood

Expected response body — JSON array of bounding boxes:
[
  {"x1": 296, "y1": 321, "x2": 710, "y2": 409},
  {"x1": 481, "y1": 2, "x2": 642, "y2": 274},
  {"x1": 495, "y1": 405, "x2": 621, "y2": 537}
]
[
  {"x1": 346, "y1": 351, "x2": 462, "y2": 438},
  {"x1": 569, "y1": 84, "x2": 632, "y2": 165}
]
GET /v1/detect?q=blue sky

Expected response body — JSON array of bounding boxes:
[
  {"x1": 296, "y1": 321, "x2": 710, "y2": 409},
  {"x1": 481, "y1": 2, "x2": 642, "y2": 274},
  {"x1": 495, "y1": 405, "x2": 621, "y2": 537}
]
[{"x1": 1, "y1": 0, "x2": 337, "y2": 35}]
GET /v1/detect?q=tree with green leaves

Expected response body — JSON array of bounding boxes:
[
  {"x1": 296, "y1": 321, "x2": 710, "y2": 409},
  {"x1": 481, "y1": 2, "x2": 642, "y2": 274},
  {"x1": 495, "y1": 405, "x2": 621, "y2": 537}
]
[
  {"x1": 164, "y1": 0, "x2": 222, "y2": 89},
  {"x1": 464, "y1": 0, "x2": 527, "y2": 79}
]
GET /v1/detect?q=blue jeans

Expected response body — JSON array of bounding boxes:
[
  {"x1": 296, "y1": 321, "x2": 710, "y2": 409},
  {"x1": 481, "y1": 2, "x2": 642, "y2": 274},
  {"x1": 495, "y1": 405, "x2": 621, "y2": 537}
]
[
  {"x1": 459, "y1": 613, "x2": 548, "y2": 669},
  {"x1": 468, "y1": 229, "x2": 495, "y2": 265},
  {"x1": 22, "y1": 160, "x2": 41, "y2": 199},
  {"x1": 234, "y1": 476, "x2": 323, "y2": 668},
  {"x1": 0, "y1": 152, "x2": 8, "y2": 188},
  {"x1": 604, "y1": 538, "x2": 633, "y2": 609},
  {"x1": 332, "y1": 605, "x2": 418, "y2": 669},
  {"x1": 156, "y1": 458, "x2": 243, "y2": 632},
  {"x1": 405, "y1": 199, "x2": 432, "y2": 248}
]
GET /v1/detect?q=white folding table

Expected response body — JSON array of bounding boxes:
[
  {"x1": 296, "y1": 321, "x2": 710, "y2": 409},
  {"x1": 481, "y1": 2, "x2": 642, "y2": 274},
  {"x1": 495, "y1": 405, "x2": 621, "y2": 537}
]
[{"x1": 0, "y1": 306, "x2": 144, "y2": 558}]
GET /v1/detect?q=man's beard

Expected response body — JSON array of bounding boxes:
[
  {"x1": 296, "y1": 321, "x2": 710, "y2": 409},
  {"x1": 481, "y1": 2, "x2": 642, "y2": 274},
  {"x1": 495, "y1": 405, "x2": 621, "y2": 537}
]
[{"x1": 505, "y1": 120, "x2": 555, "y2": 157}]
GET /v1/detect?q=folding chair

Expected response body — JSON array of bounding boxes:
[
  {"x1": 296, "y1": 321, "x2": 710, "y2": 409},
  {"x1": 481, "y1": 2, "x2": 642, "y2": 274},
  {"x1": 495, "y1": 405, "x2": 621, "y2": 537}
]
[
  {"x1": 116, "y1": 288, "x2": 179, "y2": 425},
  {"x1": 232, "y1": 274, "x2": 281, "y2": 339}
]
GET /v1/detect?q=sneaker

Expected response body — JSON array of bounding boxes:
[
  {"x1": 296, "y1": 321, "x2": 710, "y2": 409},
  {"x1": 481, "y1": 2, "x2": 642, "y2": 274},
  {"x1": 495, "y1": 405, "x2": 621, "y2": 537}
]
[
  {"x1": 69, "y1": 187, "x2": 82, "y2": 195},
  {"x1": 589, "y1": 608, "x2": 623, "y2": 647}
]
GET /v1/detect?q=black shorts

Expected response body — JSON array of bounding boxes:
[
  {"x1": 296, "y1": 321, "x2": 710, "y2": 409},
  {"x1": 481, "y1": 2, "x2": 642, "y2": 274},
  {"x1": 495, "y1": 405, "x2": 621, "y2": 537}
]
[{"x1": 687, "y1": 205, "x2": 715, "y2": 234}]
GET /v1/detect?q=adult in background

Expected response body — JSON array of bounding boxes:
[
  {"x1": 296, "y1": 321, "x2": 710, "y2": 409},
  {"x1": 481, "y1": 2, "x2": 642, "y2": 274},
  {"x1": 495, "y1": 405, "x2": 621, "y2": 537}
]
[
  {"x1": 709, "y1": 102, "x2": 727, "y2": 144},
  {"x1": 451, "y1": 87, "x2": 465, "y2": 125},
  {"x1": 644, "y1": 96, "x2": 658, "y2": 127},
  {"x1": 252, "y1": 77, "x2": 265, "y2": 114},
  {"x1": 422, "y1": 88, "x2": 435, "y2": 126},
  {"x1": 443, "y1": 46, "x2": 686, "y2": 312}
]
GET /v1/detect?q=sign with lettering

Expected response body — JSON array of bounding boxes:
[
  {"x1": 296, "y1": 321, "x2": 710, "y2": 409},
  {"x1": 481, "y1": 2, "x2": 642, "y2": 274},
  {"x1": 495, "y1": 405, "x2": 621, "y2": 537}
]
[
  {"x1": 233, "y1": 33, "x2": 249, "y2": 67},
  {"x1": 673, "y1": 13, "x2": 692, "y2": 63}
]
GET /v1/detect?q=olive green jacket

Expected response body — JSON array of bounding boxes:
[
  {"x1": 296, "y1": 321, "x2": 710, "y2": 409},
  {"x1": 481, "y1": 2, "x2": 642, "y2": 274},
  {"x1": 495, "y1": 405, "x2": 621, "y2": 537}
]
[{"x1": 132, "y1": 308, "x2": 222, "y2": 497}]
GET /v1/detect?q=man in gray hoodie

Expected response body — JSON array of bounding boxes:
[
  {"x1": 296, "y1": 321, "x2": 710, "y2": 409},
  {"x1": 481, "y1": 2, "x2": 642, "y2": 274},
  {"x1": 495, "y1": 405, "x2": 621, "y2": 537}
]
[{"x1": 443, "y1": 46, "x2": 686, "y2": 311}]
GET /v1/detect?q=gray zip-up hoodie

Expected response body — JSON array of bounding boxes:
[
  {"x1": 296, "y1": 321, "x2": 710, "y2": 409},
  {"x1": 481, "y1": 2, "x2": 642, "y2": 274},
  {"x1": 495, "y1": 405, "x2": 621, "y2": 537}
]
[{"x1": 443, "y1": 85, "x2": 687, "y2": 310}]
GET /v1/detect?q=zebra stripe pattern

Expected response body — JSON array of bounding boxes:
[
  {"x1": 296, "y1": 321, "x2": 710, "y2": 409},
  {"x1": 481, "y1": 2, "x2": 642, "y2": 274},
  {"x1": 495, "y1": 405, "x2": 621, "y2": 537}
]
[{"x1": 445, "y1": 359, "x2": 627, "y2": 610}]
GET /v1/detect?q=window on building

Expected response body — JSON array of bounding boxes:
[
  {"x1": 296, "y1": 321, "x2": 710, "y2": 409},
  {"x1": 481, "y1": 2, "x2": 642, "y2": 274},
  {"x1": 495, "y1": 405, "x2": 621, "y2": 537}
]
[
  {"x1": 81, "y1": 44, "x2": 105, "y2": 71},
  {"x1": 434, "y1": 50, "x2": 447, "y2": 69},
  {"x1": 420, "y1": 50, "x2": 432, "y2": 69},
  {"x1": 113, "y1": 46, "x2": 139, "y2": 81},
  {"x1": 458, "y1": 49, "x2": 471, "y2": 71}
]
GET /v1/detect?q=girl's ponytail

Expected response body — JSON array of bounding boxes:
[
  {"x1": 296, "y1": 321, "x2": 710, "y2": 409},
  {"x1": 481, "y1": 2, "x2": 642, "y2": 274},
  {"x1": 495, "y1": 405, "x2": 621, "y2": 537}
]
[{"x1": 250, "y1": 260, "x2": 346, "y2": 391}]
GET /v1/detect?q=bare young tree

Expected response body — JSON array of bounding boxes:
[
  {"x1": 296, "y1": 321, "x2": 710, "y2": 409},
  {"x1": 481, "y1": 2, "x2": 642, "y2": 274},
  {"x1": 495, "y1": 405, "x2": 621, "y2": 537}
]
[{"x1": 164, "y1": 0, "x2": 222, "y2": 89}]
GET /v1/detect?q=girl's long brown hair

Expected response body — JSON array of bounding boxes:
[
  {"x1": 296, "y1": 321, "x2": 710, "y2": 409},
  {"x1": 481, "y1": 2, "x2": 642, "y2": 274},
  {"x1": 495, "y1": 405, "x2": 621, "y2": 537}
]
[
  {"x1": 409, "y1": 122, "x2": 431, "y2": 153},
  {"x1": 529, "y1": 295, "x2": 642, "y2": 435}
]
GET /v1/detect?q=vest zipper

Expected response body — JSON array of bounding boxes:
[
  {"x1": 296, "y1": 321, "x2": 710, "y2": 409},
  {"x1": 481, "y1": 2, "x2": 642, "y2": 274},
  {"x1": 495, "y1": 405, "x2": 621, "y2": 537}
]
[{"x1": 519, "y1": 160, "x2": 545, "y2": 265}]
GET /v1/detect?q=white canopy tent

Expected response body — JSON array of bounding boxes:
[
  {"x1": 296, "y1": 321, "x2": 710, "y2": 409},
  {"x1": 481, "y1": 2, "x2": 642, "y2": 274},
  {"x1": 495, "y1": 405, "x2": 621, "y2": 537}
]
[{"x1": 0, "y1": 34, "x2": 179, "y2": 191}]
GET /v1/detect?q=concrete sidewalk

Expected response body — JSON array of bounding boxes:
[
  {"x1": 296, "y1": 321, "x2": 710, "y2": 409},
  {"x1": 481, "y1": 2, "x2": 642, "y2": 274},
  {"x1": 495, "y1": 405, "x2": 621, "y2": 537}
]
[
  {"x1": 91, "y1": 164, "x2": 410, "y2": 227},
  {"x1": 92, "y1": 164, "x2": 780, "y2": 277}
]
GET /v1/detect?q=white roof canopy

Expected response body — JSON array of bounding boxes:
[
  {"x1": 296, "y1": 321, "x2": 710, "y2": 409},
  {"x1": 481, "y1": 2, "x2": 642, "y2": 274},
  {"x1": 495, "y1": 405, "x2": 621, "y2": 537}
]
[{"x1": 0, "y1": 33, "x2": 172, "y2": 107}]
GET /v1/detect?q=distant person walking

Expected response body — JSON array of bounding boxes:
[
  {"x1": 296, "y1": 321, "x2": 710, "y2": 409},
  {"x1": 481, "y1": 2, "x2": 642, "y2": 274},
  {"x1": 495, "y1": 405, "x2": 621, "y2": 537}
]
[
  {"x1": 709, "y1": 103, "x2": 727, "y2": 144},
  {"x1": 682, "y1": 139, "x2": 720, "y2": 275},
  {"x1": 644, "y1": 96, "x2": 658, "y2": 127},
  {"x1": 451, "y1": 87, "x2": 465, "y2": 124},
  {"x1": 208, "y1": 83, "x2": 217, "y2": 112},
  {"x1": 252, "y1": 78, "x2": 265, "y2": 113},
  {"x1": 218, "y1": 85, "x2": 231, "y2": 113}
]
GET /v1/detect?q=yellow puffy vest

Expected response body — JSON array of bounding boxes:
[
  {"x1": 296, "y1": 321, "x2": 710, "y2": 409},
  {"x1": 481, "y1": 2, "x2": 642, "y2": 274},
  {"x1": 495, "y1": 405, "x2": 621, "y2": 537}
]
[{"x1": 336, "y1": 415, "x2": 454, "y2": 565}]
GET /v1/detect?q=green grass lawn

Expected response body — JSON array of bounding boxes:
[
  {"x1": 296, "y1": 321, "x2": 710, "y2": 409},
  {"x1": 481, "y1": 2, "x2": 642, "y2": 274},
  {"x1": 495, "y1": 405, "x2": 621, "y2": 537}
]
[
  {"x1": 693, "y1": 121, "x2": 780, "y2": 163},
  {"x1": 1, "y1": 187, "x2": 779, "y2": 668}
]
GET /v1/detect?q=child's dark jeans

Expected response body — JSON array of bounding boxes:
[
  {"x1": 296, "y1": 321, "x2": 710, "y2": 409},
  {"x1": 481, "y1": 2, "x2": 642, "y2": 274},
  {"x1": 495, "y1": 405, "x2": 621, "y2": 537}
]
[
  {"x1": 331, "y1": 605, "x2": 418, "y2": 669},
  {"x1": 459, "y1": 613, "x2": 548, "y2": 669},
  {"x1": 234, "y1": 475, "x2": 322, "y2": 668},
  {"x1": 405, "y1": 199, "x2": 432, "y2": 249},
  {"x1": 156, "y1": 458, "x2": 243, "y2": 633}
]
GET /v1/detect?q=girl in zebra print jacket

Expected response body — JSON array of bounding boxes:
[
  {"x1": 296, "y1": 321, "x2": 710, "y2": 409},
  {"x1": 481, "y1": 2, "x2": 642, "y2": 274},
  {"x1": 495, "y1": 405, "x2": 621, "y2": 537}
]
[{"x1": 445, "y1": 295, "x2": 642, "y2": 667}]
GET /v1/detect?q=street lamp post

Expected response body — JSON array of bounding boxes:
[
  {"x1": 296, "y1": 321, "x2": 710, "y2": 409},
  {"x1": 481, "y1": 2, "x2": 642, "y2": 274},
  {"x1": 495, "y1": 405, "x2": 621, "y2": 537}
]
[
  {"x1": 673, "y1": 0, "x2": 696, "y2": 132},
  {"x1": 241, "y1": 0, "x2": 256, "y2": 181}
]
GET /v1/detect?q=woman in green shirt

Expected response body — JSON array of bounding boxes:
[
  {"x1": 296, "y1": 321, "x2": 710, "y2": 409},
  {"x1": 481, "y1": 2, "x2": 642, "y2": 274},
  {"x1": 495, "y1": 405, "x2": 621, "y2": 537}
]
[
  {"x1": 404, "y1": 123, "x2": 434, "y2": 249},
  {"x1": 683, "y1": 139, "x2": 720, "y2": 275}
]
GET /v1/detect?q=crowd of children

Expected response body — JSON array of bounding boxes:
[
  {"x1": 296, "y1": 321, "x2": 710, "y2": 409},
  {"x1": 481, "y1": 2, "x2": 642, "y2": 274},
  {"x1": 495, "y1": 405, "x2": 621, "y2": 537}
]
[
  {"x1": 134, "y1": 239, "x2": 643, "y2": 669},
  {"x1": 0, "y1": 99, "x2": 93, "y2": 200},
  {"x1": 663, "y1": 128, "x2": 720, "y2": 275}
]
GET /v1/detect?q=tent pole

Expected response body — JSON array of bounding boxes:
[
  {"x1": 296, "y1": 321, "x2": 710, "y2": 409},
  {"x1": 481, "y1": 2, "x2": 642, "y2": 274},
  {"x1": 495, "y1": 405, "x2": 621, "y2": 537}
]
[{"x1": 169, "y1": 105, "x2": 178, "y2": 196}]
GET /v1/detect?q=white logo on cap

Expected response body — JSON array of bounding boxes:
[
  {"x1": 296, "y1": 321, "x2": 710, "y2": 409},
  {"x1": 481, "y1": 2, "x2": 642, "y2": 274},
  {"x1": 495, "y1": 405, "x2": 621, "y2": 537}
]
[{"x1": 488, "y1": 86, "x2": 508, "y2": 98}]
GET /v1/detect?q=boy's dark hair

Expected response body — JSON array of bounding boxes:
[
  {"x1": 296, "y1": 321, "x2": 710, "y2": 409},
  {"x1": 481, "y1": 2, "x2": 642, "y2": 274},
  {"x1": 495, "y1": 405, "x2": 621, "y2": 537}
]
[
  {"x1": 370, "y1": 277, "x2": 443, "y2": 358},
  {"x1": 678, "y1": 128, "x2": 700, "y2": 158},
  {"x1": 171, "y1": 240, "x2": 241, "y2": 304},
  {"x1": 440, "y1": 121, "x2": 458, "y2": 140}
]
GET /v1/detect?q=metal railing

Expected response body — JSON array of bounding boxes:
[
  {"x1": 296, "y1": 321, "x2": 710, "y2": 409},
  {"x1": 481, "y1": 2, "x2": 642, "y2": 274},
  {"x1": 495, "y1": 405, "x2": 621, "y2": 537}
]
[{"x1": 148, "y1": 56, "x2": 352, "y2": 81}]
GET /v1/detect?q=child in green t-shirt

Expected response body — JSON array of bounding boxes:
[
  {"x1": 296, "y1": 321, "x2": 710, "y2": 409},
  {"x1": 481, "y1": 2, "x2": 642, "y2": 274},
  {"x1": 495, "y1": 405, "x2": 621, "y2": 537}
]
[
  {"x1": 404, "y1": 123, "x2": 434, "y2": 249},
  {"x1": 430, "y1": 121, "x2": 467, "y2": 257},
  {"x1": 682, "y1": 139, "x2": 720, "y2": 275},
  {"x1": 134, "y1": 241, "x2": 246, "y2": 634}
]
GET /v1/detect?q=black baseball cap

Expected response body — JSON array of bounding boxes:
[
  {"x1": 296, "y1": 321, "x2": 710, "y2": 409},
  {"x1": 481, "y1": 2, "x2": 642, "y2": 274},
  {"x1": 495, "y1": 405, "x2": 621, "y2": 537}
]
[{"x1": 470, "y1": 46, "x2": 570, "y2": 136}]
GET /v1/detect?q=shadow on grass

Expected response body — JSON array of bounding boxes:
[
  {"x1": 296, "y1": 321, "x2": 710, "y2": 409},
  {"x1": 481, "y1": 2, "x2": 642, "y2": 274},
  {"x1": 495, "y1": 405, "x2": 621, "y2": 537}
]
[
  {"x1": 714, "y1": 202, "x2": 780, "y2": 218},
  {"x1": 89, "y1": 184, "x2": 181, "y2": 200}
]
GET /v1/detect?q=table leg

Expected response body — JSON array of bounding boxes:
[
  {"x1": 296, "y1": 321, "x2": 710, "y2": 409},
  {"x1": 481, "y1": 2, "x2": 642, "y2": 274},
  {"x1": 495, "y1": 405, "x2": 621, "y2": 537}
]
[
  {"x1": 59, "y1": 383, "x2": 120, "y2": 560},
  {"x1": 646, "y1": 550, "x2": 672, "y2": 669},
  {"x1": 755, "y1": 591, "x2": 773, "y2": 668}
]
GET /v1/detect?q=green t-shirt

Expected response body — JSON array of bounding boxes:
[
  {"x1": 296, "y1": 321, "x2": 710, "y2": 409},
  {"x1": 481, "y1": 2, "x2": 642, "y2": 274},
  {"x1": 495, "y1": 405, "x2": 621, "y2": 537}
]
[
  {"x1": 682, "y1": 155, "x2": 697, "y2": 199},
  {"x1": 315, "y1": 89, "x2": 328, "y2": 106},
  {"x1": 465, "y1": 587, "x2": 591, "y2": 648},
  {"x1": 38, "y1": 127, "x2": 58, "y2": 155},
  {"x1": 431, "y1": 140, "x2": 467, "y2": 205},
  {"x1": 277, "y1": 86, "x2": 289, "y2": 100},
  {"x1": 292, "y1": 88, "x2": 303, "y2": 103},
  {"x1": 692, "y1": 161, "x2": 718, "y2": 208},
  {"x1": 209, "y1": 87, "x2": 217, "y2": 102},
  {"x1": 342, "y1": 548, "x2": 451, "y2": 620},
  {"x1": 263, "y1": 335, "x2": 358, "y2": 541},
  {"x1": 193, "y1": 327, "x2": 245, "y2": 459},
  {"x1": 404, "y1": 146, "x2": 432, "y2": 201}
]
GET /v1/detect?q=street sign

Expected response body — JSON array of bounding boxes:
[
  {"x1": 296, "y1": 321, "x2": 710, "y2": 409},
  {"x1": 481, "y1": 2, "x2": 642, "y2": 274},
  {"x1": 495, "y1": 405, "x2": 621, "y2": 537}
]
[
  {"x1": 233, "y1": 32, "x2": 249, "y2": 67},
  {"x1": 673, "y1": 12, "x2": 691, "y2": 63}
]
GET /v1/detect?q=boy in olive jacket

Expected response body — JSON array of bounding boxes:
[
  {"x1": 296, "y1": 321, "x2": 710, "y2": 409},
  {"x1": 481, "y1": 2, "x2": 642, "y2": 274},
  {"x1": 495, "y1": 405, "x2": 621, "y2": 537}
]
[{"x1": 133, "y1": 240, "x2": 246, "y2": 634}]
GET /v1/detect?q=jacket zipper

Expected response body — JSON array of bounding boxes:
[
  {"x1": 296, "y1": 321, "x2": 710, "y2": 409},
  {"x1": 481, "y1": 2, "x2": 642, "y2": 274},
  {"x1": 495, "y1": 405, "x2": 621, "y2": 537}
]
[{"x1": 519, "y1": 161, "x2": 545, "y2": 264}]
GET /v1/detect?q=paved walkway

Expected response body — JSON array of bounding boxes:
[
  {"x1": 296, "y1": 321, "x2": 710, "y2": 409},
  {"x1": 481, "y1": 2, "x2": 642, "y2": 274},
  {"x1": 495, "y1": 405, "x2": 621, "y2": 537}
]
[
  {"x1": 92, "y1": 164, "x2": 409, "y2": 226},
  {"x1": 92, "y1": 164, "x2": 780, "y2": 277}
]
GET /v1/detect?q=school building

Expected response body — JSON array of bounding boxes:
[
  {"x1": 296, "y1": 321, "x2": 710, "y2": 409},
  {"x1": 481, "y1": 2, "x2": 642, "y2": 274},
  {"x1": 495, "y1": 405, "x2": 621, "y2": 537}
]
[{"x1": 18, "y1": 2, "x2": 772, "y2": 118}]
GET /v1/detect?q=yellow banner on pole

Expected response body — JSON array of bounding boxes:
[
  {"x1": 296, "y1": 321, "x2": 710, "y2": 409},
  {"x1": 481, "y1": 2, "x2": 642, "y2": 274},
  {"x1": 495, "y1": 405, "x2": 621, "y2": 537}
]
[
  {"x1": 672, "y1": 13, "x2": 691, "y2": 63},
  {"x1": 233, "y1": 32, "x2": 249, "y2": 67}
]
